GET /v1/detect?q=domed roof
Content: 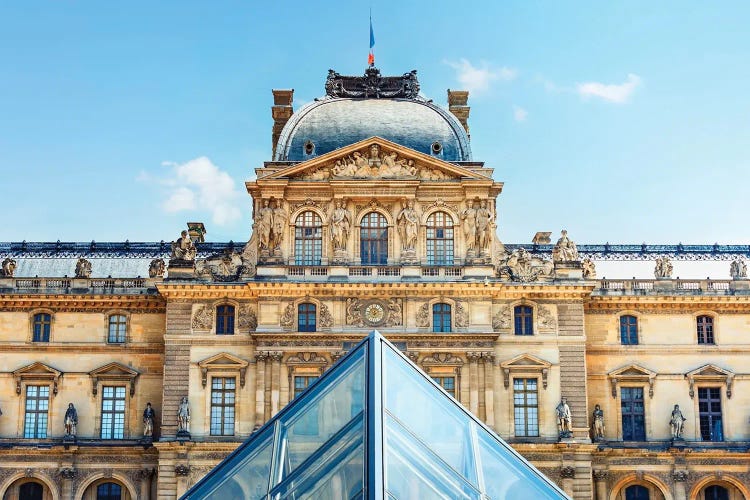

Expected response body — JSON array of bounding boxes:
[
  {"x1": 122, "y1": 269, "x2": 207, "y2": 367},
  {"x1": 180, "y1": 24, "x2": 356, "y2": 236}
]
[{"x1": 274, "y1": 69, "x2": 472, "y2": 162}]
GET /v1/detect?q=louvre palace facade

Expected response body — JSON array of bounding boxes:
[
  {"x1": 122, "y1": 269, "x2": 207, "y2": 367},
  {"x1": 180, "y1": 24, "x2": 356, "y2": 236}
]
[{"x1": 0, "y1": 67, "x2": 748, "y2": 500}]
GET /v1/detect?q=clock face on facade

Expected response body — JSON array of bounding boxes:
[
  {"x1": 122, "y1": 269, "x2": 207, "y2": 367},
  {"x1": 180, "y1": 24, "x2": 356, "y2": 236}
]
[{"x1": 363, "y1": 301, "x2": 386, "y2": 326}]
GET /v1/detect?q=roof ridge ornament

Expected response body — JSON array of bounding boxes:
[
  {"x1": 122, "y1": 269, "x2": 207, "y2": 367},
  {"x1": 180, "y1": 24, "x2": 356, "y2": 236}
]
[{"x1": 325, "y1": 67, "x2": 420, "y2": 99}]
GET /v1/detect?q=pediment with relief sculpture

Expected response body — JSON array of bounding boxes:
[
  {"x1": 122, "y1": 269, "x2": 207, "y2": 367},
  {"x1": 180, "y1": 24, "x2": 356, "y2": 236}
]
[{"x1": 260, "y1": 137, "x2": 490, "y2": 182}]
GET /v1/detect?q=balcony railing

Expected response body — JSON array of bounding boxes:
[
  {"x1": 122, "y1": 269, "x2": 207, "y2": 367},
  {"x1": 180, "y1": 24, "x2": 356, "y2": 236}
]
[
  {"x1": 6, "y1": 277, "x2": 152, "y2": 292},
  {"x1": 598, "y1": 278, "x2": 735, "y2": 294}
]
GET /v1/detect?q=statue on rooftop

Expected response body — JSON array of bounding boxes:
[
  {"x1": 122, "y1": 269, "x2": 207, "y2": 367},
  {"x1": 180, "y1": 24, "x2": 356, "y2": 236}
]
[
  {"x1": 149, "y1": 258, "x2": 165, "y2": 278},
  {"x1": 582, "y1": 258, "x2": 596, "y2": 279},
  {"x1": 74, "y1": 258, "x2": 92, "y2": 278},
  {"x1": 552, "y1": 230, "x2": 579, "y2": 263},
  {"x1": 730, "y1": 259, "x2": 747, "y2": 279},
  {"x1": 1, "y1": 258, "x2": 17, "y2": 278},
  {"x1": 654, "y1": 256, "x2": 673, "y2": 279},
  {"x1": 170, "y1": 230, "x2": 197, "y2": 261}
]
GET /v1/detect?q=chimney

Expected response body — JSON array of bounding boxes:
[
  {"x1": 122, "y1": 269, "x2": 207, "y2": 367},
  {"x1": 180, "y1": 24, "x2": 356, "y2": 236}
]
[
  {"x1": 447, "y1": 89, "x2": 470, "y2": 140},
  {"x1": 271, "y1": 89, "x2": 294, "y2": 158}
]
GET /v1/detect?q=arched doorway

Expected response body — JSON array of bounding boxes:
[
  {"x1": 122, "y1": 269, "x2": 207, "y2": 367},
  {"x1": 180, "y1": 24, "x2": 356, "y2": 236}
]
[
  {"x1": 2, "y1": 479, "x2": 53, "y2": 500},
  {"x1": 81, "y1": 480, "x2": 132, "y2": 500}
]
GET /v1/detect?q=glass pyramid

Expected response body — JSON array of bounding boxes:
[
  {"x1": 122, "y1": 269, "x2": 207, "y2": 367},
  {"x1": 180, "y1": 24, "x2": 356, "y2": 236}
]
[{"x1": 183, "y1": 331, "x2": 568, "y2": 500}]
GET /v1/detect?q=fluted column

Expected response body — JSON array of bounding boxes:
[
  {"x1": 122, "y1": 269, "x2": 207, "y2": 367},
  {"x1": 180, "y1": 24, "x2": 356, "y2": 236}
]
[
  {"x1": 593, "y1": 470, "x2": 608, "y2": 500},
  {"x1": 254, "y1": 352, "x2": 268, "y2": 429},
  {"x1": 482, "y1": 352, "x2": 495, "y2": 428},
  {"x1": 270, "y1": 351, "x2": 283, "y2": 416},
  {"x1": 467, "y1": 352, "x2": 480, "y2": 415}
]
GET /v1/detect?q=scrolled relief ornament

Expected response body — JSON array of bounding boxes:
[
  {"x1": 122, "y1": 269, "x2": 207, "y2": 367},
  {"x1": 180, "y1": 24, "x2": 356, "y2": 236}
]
[
  {"x1": 386, "y1": 298, "x2": 403, "y2": 327},
  {"x1": 74, "y1": 257, "x2": 92, "y2": 278},
  {"x1": 346, "y1": 298, "x2": 364, "y2": 327},
  {"x1": 497, "y1": 248, "x2": 554, "y2": 282},
  {"x1": 416, "y1": 303, "x2": 430, "y2": 328},
  {"x1": 492, "y1": 305, "x2": 511, "y2": 331},
  {"x1": 238, "y1": 304, "x2": 257, "y2": 332},
  {"x1": 280, "y1": 303, "x2": 295, "y2": 329},
  {"x1": 454, "y1": 301, "x2": 469, "y2": 328},
  {"x1": 192, "y1": 304, "x2": 213, "y2": 331},
  {"x1": 148, "y1": 258, "x2": 165, "y2": 278},
  {"x1": 537, "y1": 305, "x2": 557, "y2": 330},
  {"x1": 319, "y1": 304, "x2": 334, "y2": 328},
  {"x1": 1, "y1": 257, "x2": 17, "y2": 277}
]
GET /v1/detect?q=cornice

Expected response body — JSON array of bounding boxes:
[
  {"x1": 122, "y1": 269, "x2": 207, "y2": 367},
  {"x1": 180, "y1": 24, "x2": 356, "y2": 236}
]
[
  {"x1": 586, "y1": 295, "x2": 750, "y2": 314},
  {"x1": 251, "y1": 332, "x2": 499, "y2": 347},
  {"x1": 0, "y1": 294, "x2": 165, "y2": 312}
]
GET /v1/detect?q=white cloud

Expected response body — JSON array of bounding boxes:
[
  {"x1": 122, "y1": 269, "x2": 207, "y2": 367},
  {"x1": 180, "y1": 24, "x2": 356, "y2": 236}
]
[
  {"x1": 513, "y1": 105, "x2": 528, "y2": 122},
  {"x1": 150, "y1": 157, "x2": 243, "y2": 226},
  {"x1": 444, "y1": 58, "x2": 516, "y2": 94},
  {"x1": 577, "y1": 73, "x2": 642, "y2": 104}
]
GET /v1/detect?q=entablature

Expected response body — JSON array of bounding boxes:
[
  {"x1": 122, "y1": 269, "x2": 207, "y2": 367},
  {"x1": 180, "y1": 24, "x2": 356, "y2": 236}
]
[{"x1": 0, "y1": 294, "x2": 165, "y2": 313}]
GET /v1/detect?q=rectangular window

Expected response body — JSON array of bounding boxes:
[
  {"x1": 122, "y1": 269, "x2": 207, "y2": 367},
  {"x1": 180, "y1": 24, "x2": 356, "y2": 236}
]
[
  {"x1": 619, "y1": 315, "x2": 638, "y2": 345},
  {"x1": 431, "y1": 376, "x2": 456, "y2": 398},
  {"x1": 108, "y1": 314, "x2": 127, "y2": 343},
  {"x1": 432, "y1": 304, "x2": 451, "y2": 333},
  {"x1": 101, "y1": 386, "x2": 126, "y2": 439},
  {"x1": 513, "y1": 378, "x2": 539, "y2": 437},
  {"x1": 514, "y1": 306, "x2": 533, "y2": 335},
  {"x1": 24, "y1": 385, "x2": 49, "y2": 438},
  {"x1": 697, "y1": 316, "x2": 714, "y2": 344},
  {"x1": 293, "y1": 375, "x2": 318, "y2": 398},
  {"x1": 698, "y1": 387, "x2": 723, "y2": 441},
  {"x1": 33, "y1": 313, "x2": 51, "y2": 342},
  {"x1": 216, "y1": 305, "x2": 235, "y2": 335},
  {"x1": 210, "y1": 377, "x2": 236, "y2": 436},
  {"x1": 621, "y1": 387, "x2": 646, "y2": 441}
]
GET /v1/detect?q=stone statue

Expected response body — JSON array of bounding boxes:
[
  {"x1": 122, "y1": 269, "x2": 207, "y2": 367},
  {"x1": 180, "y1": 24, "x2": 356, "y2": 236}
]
[
  {"x1": 75, "y1": 258, "x2": 92, "y2": 278},
  {"x1": 64, "y1": 403, "x2": 78, "y2": 437},
  {"x1": 556, "y1": 398, "x2": 572, "y2": 437},
  {"x1": 592, "y1": 404, "x2": 605, "y2": 441},
  {"x1": 270, "y1": 201, "x2": 288, "y2": 251},
  {"x1": 177, "y1": 397, "x2": 191, "y2": 436},
  {"x1": 171, "y1": 230, "x2": 197, "y2": 261},
  {"x1": 257, "y1": 199, "x2": 273, "y2": 251},
  {"x1": 669, "y1": 404, "x2": 686, "y2": 439},
  {"x1": 461, "y1": 200, "x2": 478, "y2": 253},
  {"x1": 396, "y1": 199, "x2": 419, "y2": 251},
  {"x1": 475, "y1": 200, "x2": 493, "y2": 254},
  {"x1": 148, "y1": 258, "x2": 165, "y2": 278},
  {"x1": 730, "y1": 259, "x2": 747, "y2": 279},
  {"x1": 654, "y1": 256, "x2": 673, "y2": 279},
  {"x1": 552, "y1": 230, "x2": 579, "y2": 263},
  {"x1": 582, "y1": 258, "x2": 596, "y2": 279},
  {"x1": 0, "y1": 258, "x2": 17, "y2": 278},
  {"x1": 143, "y1": 402, "x2": 156, "y2": 437},
  {"x1": 330, "y1": 200, "x2": 351, "y2": 251}
]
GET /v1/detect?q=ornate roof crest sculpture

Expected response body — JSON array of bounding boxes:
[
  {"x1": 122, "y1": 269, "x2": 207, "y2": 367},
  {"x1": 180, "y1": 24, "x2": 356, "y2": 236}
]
[
  {"x1": 496, "y1": 248, "x2": 554, "y2": 282},
  {"x1": 325, "y1": 67, "x2": 420, "y2": 99}
]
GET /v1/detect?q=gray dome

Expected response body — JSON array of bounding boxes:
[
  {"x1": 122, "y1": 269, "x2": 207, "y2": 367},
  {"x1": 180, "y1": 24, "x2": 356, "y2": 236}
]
[{"x1": 274, "y1": 98, "x2": 472, "y2": 162}]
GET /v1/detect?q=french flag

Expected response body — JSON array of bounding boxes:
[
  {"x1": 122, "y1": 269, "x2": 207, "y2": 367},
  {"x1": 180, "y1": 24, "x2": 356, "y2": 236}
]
[{"x1": 368, "y1": 15, "x2": 375, "y2": 66}]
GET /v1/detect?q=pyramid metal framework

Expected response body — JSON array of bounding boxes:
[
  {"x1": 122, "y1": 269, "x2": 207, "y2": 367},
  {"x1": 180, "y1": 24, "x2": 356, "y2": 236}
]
[{"x1": 183, "y1": 331, "x2": 569, "y2": 500}]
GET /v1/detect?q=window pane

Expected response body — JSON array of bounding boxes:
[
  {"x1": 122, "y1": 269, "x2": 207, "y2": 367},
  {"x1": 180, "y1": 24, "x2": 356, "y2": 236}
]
[
  {"x1": 295, "y1": 211, "x2": 323, "y2": 266},
  {"x1": 211, "y1": 377, "x2": 236, "y2": 436},
  {"x1": 101, "y1": 386, "x2": 126, "y2": 439}
]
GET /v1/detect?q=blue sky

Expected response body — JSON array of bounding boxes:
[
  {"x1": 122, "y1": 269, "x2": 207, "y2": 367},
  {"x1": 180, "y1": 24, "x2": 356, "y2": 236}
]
[{"x1": 2, "y1": 1, "x2": 749, "y2": 244}]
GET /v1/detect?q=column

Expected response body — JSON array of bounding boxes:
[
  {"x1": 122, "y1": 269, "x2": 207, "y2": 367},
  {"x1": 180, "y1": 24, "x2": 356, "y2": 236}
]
[
  {"x1": 270, "y1": 351, "x2": 283, "y2": 416},
  {"x1": 467, "y1": 352, "x2": 480, "y2": 415},
  {"x1": 593, "y1": 470, "x2": 608, "y2": 500},
  {"x1": 482, "y1": 352, "x2": 495, "y2": 428},
  {"x1": 672, "y1": 470, "x2": 688, "y2": 500},
  {"x1": 560, "y1": 466, "x2": 575, "y2": 498},
  {"x1": 254, "y1": 352, "x2": 268, "y2": 430}
]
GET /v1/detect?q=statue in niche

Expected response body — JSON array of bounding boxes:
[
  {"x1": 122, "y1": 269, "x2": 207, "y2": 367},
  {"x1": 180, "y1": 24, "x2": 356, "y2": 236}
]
[
  {"x1": 177, "y1": 397, "x2": 191, "y2": 436},
  {"x1": 64, "y1": 403, "x2": 78, "y2": 437},
  {"x1": 654, "y1": 256, "x2": 673, "y2": 279},
  {"x1": 730, "y1": 259, "x2": 747, "y2": 279},
  {"x1": 1, "y1": 258, "x2": 17, "y2": 278},
  {"x1": 582, "y1": 258, "x2": 596, "y2": 279},
  {"x1": 148, "y1": 258, "x2": 165, "y2": 278},
  {"x1": 556, "y1": 398, "x2": 572, "y2": 438},
  {"x1": 461, "y1": 200, "x2": 478, "y2": 254},
  {"x1": 270, "y1": 201, "x2": 288, "y2": 252},
  {"x1": 592, "y1": 404, "x2": 605, "y2": 441},
  {"x1": 75, "y1": 258, "x2": 92, "y2": 278},
  {"x1": 257, "y1": 199, "x2": 274, "y2": 251},
  {"x1": 170, "y1": 230, "x2": 197, "y2": 261},
  {"x1": 143, "y1": 402, "x2": 156, "y2": 438},
  {"x1": 552, "y1": 230, "x2": 579, "y2": 263},
  {"x1": 330, "y1": 200, "x2": 351, "y2": 252},
  {"x1": 396, "y1": 199, "x2": 419, "y2": 251},
  {"x1": 475, "y1": 199, "x2": 493, "y2": 254},
  {"x1": 669, "y1": 404, "x2": 686, "y2": 439}
]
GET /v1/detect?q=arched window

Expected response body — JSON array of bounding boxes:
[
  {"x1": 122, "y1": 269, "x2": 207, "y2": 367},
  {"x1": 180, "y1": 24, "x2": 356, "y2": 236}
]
[
  {"x1": 108, "y1": 314, "x2": 127, "y2": 343},
  {"x1": 426, "y1": 212, "x2": 454, "y2": 265},
  {"x1": 32, "y1": 313, "x2": 51, "y2": 342},
  {"x1": 514, "y1": 306, "x2": 533, "y2": 335},
  {"x1": 96, "y1": 482, "x2": 122, "y2": 500},
  {"x1": 625, "y1": 485, "x2": 650, "y2": 500},
  {"x1": 360, "y1": 212, "x2": 388, "y2": 265},
  {"x1": 19, "y1": 482, "x2": 44, "y2": 500},
  {"x1": 432, "y1": 303, "x2": 451, "y2": 332},
  {"x1": 704, "y1": 485, "x2": 729, "y2": 500},
  {"x1": 620, "y1": 315, "x2": 638, "y2": 345},
  {"x1": 294, "y1": 211, "x2": 322, "y2": 265},
  {"x1": 697, "y1": 315, "x2": 714, "y2": 344},
  {"x1": 298, "y1": 303, "x2": 316, "y2": 332},
  {"x1": 216, "y1": 305, "x2": 235, "y2": 335}
]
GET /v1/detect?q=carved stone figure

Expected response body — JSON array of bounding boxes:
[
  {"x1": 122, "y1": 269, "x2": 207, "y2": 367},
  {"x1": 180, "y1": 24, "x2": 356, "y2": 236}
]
[
  {"x1": 556, "y1": 398, "x2": 572, "y2": 438},
  {"x1": 454, "y1": 302, "x2": 469, "y2": 328},
  {"x1": 461, "y1": 200, "x2": 478, "y2": 254},
  {"x1": 592, "y1": 404, "x2": 605, "y2": 441},
  {"x1": 330, "y1": 200, "x2": 351, "y2": 252},
  {"x1": 64, "y1": 403, "x2": 78, "y2": 437},
  {"x1": 345, "y1": 298, "x2": 363, "y2": 327},
  {"x1": 191, "y1": 305, "x2": 213, "y2": 331},
  {"x1": 492, "y1": 305, "x2": 511, "y2": 331},
  {"x1": 654, "y1": 256, "x2": 674, "y2": 279},
  {"x1": 416, "y1": 303, "x2": 430, "y2": 328},
  {"x1": 74, "y1": 258, "x2": 92, "y2": 278},
  {"x1": 270, "y1": 201, "x2": 288, "y2": 251},
  {"x1": 552, "y1": 230, "x2": 579, "y2": 263},
  {"x1": 498, "y1": 248, "x2": 554, "y2": 282},
  {"x1": 1, "y1": 258, "x2": 17, "y2": 278},
  {"x1": 177, "y1": 397, "x2": 191, "y2": 436},
  {"x1": 326, "y1": 146, "x2": 417, "y2": 179},
  {"x1": 669, "y1": 404, "x2": 686, "y2": 439},
  {"x1": 280, "y1": 303, "x2": 295, "y2": 328},
  {"x1": 386, "y1": 299, "x2": 403, "y2": 327},
  {"x1": 537, "y1": 305, "x2": 557, "y2": 330},
  {"x1": 148, "y1": 258, "x2": 165, "y2": 278},
  {"x1": 257, "y1": 200, "x2": 273, "y2": 251},
  {"x1": 170, "y1": 230, "x2": 197, "y2": 261},
  {"x1": 730, "y1": 259, "x2": 747, "y2": 279},
  {"x1": 396, "y1": 199, "x2": 419, "y2": 251},
  {"x1": 582, "y1": 258, "x2": 596, "y2": 279},
  {"x1": 143, "y1": 403, "x2": 156, "y2": 437},
  {"x1": 475, "y1": 200, "x2": 493, "y2": 254}
]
